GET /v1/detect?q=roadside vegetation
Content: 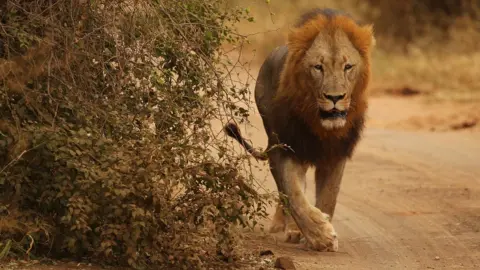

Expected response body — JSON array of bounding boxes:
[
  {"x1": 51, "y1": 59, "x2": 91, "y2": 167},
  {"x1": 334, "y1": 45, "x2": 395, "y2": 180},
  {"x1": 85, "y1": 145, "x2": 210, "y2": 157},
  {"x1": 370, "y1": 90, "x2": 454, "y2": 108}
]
[{"x1": 0, "y1": 1, "x2": 269, "y2": 269}]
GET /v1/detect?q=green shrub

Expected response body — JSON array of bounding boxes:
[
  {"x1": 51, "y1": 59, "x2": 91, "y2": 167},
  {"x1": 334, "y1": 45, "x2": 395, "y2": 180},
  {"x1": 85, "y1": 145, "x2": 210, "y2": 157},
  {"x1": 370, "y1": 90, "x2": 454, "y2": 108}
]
[{"x1": 0, "y1": 0, "x2": 267, "y2": 268}]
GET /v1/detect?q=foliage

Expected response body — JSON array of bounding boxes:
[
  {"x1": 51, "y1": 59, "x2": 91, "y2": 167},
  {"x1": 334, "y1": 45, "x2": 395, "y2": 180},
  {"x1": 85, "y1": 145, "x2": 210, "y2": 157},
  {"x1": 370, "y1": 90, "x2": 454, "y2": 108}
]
[{"x1": 0, "y1": 0, "x2": 268, "y2": 269}]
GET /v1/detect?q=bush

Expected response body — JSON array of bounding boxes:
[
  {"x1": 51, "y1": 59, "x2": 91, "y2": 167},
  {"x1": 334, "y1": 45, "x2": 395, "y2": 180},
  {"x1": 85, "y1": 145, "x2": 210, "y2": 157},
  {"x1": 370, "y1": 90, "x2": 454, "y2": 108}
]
[{"x1": 0, "y1": 0, "x2": 267, "y2": 268}]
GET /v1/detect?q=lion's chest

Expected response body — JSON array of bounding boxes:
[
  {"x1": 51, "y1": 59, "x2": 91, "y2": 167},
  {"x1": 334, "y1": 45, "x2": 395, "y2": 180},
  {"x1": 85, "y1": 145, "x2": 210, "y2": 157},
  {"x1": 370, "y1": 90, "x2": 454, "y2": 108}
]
[{"x1": 271, "y1": 114, "x2": 364, "y2": 165}]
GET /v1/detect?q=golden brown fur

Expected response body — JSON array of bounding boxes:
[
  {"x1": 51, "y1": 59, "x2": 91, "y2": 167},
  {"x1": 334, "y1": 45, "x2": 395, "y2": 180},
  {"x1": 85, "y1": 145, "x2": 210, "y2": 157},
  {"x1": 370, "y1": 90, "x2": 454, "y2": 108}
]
[{"x1": 224, "y1": 8, "x2": 375, "y2": 252}]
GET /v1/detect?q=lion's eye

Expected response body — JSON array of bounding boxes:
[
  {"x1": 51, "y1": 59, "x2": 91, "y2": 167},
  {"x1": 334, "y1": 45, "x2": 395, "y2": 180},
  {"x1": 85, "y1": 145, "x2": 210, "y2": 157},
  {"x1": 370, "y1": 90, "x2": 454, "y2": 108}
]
[
  {"x1": 344, "y1": 64, "x2": 353, "y2": 71},
  {"x1": 314, "y1": 64, "x2": 323, "y2": 71}
]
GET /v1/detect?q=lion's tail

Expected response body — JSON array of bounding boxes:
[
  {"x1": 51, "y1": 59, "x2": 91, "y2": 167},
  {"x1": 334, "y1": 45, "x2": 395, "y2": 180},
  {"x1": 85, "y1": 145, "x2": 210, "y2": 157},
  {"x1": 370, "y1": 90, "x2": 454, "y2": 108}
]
[{"x1": 224, "y1": 122, "x2": 268, "y2": 161}]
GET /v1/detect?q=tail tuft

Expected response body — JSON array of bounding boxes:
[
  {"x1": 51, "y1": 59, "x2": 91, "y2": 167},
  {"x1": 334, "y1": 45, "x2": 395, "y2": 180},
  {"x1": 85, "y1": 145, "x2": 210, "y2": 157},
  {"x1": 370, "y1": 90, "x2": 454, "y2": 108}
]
[
  {"x1": 223, "y1": 122, "x2": 268, "y2": 161},
  {"x1": 224, "y1": 122, "x2": 242, "y2": 140}
]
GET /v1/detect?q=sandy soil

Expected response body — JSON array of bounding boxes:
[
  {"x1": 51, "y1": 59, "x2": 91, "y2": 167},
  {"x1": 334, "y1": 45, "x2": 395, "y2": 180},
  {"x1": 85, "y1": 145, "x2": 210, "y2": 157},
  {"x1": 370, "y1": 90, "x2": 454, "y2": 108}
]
[{"x1": 239, "y1": 94, "x2": 480, "y2": 270}]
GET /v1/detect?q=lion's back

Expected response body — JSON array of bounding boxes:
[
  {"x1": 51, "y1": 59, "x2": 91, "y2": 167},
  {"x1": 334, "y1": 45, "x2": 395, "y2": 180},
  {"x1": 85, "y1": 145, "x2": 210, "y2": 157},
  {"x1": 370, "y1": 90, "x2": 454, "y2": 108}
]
[{"x1": 254, "y1": 45, "x2": 288, "y2": 118}]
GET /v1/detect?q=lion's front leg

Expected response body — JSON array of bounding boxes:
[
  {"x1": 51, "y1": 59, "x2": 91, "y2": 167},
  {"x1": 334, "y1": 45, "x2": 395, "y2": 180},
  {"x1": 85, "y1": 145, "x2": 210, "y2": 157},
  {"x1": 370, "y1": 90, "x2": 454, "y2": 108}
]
[
  {"x1": 268, "y1": 150, "x2": 338, "y2": 252},
  {"x1": 314, "y1": 159, "x2": 347, "y2": 219}
]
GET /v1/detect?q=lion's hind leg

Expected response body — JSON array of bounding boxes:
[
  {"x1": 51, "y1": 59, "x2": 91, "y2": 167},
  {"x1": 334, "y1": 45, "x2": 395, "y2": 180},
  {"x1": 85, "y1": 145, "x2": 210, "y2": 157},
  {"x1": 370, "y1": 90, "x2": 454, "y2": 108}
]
[
  {"x1": 269, "y1": 203, "x2": 286, "y2": 233},
  {"x1": 279, "y1": 182, "x2": 308, "y2": 243},
  {"x1": 314, "y1": 158, "x2": 347, "y2": 220},
  {"x1": 269, "y1": 171, "x2": 307, "y2": 243},
  {"x1": 269, "y1": 202, "x2": 304, "y2": 243}
]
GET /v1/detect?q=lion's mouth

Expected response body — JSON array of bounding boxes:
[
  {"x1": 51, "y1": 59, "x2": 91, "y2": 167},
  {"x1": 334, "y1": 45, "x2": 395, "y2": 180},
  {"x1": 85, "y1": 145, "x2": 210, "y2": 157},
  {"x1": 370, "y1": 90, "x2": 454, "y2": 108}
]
[{"x1": 319, "y1": 109, "x2": 347, "y2": 119}]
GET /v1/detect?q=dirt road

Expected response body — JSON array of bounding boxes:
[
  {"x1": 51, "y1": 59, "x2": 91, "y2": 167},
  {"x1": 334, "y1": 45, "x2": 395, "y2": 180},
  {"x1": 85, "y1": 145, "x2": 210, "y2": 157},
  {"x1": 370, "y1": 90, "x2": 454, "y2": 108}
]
[{"x1": 240, "y1": 96, "x2": 480, "y2": 270}]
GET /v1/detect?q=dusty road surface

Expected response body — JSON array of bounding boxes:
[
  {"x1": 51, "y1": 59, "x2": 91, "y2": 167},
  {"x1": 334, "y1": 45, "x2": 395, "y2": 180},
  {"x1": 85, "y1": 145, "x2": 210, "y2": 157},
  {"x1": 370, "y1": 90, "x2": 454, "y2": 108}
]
[{"x1": 239, "y1": 96, "x2": 480, "y2": 270}]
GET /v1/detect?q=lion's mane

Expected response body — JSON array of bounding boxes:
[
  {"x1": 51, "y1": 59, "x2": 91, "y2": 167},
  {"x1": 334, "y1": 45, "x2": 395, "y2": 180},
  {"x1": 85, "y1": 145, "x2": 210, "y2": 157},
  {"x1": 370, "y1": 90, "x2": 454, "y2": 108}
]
[{"x1": 270, "y1": 11, "x2": 375, "y2": 165}]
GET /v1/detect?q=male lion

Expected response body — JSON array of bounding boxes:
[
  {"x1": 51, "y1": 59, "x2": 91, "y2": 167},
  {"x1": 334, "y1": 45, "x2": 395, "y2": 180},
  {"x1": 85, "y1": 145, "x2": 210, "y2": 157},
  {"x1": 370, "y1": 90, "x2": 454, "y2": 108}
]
[{"x1": 224, "y1": 8, "x2": 375, "y2": 252}]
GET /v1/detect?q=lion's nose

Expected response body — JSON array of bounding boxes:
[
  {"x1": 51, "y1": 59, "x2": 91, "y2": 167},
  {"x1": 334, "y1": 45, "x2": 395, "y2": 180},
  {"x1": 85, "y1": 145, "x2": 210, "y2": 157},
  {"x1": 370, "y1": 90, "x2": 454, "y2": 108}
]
[{"x1": 324, "y1": 93, "x2": 346, "y2": 104}]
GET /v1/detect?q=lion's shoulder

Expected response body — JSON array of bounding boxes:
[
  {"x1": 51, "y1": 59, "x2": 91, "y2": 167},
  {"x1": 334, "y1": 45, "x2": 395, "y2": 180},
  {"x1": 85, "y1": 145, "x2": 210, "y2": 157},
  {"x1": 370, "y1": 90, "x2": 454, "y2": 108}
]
[{"x1": 254, "y1": 45, "x2": 289, "y2": 114}]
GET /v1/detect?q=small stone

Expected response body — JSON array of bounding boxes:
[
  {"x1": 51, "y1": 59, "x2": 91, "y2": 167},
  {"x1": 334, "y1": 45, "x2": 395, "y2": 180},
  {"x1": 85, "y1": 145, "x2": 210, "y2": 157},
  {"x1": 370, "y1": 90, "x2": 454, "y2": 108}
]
[
  {"x1": 274, "y1": 256, "x2": 296, "y2": 270},
  {"x1": 259, "y1": 250, "x2": 274, "y2": 256},
  {"x1": 435, "y1": 256, "x2": 440, "y2": 260}
]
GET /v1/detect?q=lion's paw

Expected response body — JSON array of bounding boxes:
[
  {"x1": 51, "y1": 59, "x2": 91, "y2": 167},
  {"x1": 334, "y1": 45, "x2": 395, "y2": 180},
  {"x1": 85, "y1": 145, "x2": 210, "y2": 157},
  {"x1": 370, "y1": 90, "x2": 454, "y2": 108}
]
[
  {"x1": 284, "y1": 218, "x2": 304, "y2": 243},
  {"x1": 285, "y1": 228, "x2": 303, "y2": 243},
  {"x1": 300, "y1": 207, "x2": 338, "y2": 252}
]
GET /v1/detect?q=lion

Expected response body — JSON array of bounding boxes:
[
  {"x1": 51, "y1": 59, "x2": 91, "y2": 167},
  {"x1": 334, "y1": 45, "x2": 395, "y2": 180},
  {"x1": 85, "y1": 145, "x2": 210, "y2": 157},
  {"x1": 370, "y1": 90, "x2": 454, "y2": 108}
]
[{"x1": 224, "y1": 8, "x2": 375, "y2": 252}]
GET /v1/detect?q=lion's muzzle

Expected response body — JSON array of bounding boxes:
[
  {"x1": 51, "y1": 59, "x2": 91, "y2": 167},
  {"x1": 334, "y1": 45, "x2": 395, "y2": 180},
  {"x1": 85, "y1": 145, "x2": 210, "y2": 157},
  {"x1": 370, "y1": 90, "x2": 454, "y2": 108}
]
[{"x1": 318, "y1": 93, "x2": 350, "y2": 122}]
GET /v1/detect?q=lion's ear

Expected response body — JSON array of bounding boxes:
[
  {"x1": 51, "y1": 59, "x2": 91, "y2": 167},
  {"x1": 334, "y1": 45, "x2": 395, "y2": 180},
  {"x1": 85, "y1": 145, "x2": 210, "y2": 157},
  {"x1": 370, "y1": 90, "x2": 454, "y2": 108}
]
[{"x1": 363, "y1": 24, "x2": 376, "y2": 49}]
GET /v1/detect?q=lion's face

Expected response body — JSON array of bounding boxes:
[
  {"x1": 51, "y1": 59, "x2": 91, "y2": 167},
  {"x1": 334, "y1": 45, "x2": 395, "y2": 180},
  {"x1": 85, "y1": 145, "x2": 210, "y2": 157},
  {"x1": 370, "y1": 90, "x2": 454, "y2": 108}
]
[{"x1": 302, "y1": 29, "x2": 363, "y2": 130}]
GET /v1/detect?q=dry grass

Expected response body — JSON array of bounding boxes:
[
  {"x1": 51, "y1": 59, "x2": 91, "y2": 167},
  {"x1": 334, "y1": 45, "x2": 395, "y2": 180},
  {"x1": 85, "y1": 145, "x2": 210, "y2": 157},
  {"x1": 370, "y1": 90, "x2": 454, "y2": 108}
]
[
  {"x1": 371, "y1": 49, "x2": 480, "y2": 101},
  {"x1": 228, "y1": 0, "x2": 480, "y2": 100}
]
